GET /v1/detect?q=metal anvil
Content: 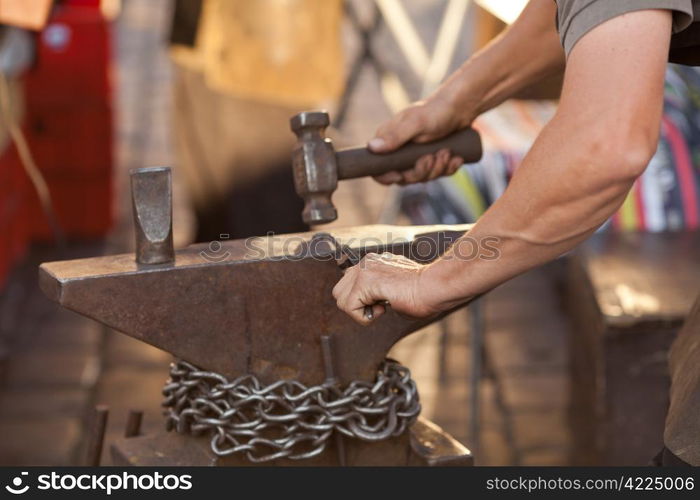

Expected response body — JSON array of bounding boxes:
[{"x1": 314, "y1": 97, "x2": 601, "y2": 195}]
[
  {"x1": 39, "y1": 168, "x2": 474, "y2": 466},
  {"x1": 40, "y1": 223, "x2": 470, "y2": 386}
]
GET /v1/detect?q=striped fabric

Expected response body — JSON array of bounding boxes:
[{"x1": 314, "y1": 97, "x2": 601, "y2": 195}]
[{"x1": 400, "y1": 65, "x2": 700, "y2": 232}]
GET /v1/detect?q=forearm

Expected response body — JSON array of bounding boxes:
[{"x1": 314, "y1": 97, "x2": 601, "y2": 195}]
[
  {"x1": 420, "y1": 9, "x2": 671, "y2": 311},
  {"x1": 338, "y1": 9, "x2": 673, "y2": 326},
  {"x1": 420, "y1": 114, "x2": 640, "y2": 309},
  {"x1": 435, "y1": 0, "x2": 565, "y2": 123}
]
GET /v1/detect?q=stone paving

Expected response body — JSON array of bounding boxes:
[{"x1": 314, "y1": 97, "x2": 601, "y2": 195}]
[{"x1": 0, "y1": 0, "x2": 572, "y2": 466}]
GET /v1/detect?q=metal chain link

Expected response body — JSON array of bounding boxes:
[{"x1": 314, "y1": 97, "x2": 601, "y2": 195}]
[{"x1": 162, "y1": 359, "x2": 421, "y2": 462}]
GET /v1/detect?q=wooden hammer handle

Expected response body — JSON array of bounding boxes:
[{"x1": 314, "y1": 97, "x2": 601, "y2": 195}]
[{"x1": 336, "y1": 127, "x2": 482, "y2": 180}]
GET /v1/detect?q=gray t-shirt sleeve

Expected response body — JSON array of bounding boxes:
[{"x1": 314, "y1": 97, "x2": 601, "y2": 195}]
[{"x1": 556, "y1": 0, "x2": 695, "y2": 56}]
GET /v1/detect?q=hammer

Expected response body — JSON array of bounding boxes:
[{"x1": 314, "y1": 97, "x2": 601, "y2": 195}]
[{"x1": 291, "y1": 110, "x2": 483, "y2": 225}]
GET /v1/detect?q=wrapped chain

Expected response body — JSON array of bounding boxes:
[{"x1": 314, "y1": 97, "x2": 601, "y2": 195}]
[{"x1": 162, "y1": 359, "x2": 421, "y2": 462}]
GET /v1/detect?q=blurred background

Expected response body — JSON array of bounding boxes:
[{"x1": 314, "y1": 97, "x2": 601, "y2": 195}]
[{"x1": 0, "y1": 0, "x2": 698, "y2": 466}]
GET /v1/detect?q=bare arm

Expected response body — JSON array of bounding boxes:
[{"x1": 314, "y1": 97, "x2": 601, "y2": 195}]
[
  {"x1": 370, "y1": 0, "x2": 565, "y2": 183},
  {"x1": 334, "y1": 9, "x2": 671, "y2": 323},
  {"x1": 431, "y1": 0, "x2": 566, "y2": 126}
]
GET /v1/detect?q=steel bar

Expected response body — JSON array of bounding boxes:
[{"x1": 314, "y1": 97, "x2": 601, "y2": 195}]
[
  {"x1": 321, "y1": 335, "x2": 347, "y2": 466},
  {"x1": 468, "y1": 298, "x2": 484, "y2": 455},
  {"x1": 124, "y1": 410, "x2": 144, "y2": 438},
  {"x1": 84, "y1": 405, "x2": 109, "y2": 466},
  {"x1": 130, "y1": 167, "x2": 174, "y2": 265}
]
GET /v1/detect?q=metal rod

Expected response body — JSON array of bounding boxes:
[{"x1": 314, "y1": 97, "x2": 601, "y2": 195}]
[
  {"x1": 84, "y1": 405, "x2": 109, "y2": 466},
  {"x1": 130, "y1": 167, "x2": 174, "y2": 265},
  {"x1": 469, "y1": 299, "x2": 484, "y2": 455},
  {"x1": 320, "y1": 335, "x2": 347, "y2": 466},
  {"x1": 438, "y1": 319, "x2": 450, "y2": 384},
  {"x1": 124, "y1": 410, "x2": 143, "y2": 438}
]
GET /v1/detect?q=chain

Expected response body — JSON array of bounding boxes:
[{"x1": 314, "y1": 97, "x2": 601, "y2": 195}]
[{"x1": 162, "y1": 359, "x2": 421, "y2": 462}]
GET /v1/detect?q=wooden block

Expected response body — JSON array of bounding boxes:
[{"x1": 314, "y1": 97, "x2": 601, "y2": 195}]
[
  {"x1": 664, "y1": 296, "x2": 700, "y2": 465},
  {"x1": 566, "y1": 231, "x2": 700, "y2": 465},
  {"x1": 110, "y1": 418, "x2": 472, "y2": 466},
  {"x1": 582, "y1": 232, "x2": 700, "y2": 327}
]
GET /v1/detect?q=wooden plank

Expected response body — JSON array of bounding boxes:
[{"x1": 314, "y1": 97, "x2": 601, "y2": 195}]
[
  {"x1": 567, "y1": 231, "x2": 699, "y2": 464},
  {"x1": 579, "y1": 231, "x2": 700, "y2": 329}
]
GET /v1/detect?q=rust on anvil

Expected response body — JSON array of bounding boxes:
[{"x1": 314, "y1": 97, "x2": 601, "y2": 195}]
[{"x1": 39, "y1": 223, "x2": 471, "y2": 386}]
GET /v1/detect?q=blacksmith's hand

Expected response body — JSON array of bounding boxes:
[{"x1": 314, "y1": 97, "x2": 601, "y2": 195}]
[
  {"x1": 332, "y1": 252, "x2": 439, "y2": 325},
  {"x1": 368, "y1": 94, "x2": 472, "y2": 185}
]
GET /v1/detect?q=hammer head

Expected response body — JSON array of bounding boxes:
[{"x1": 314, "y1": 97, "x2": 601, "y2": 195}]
[{"x1": 290, "y1": 111, "x2": 338, "y2": 225}]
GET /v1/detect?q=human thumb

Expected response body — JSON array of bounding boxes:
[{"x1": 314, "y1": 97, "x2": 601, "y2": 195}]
[{"x1": 368, "y1": 115, "x2": 421, "y2": 153}]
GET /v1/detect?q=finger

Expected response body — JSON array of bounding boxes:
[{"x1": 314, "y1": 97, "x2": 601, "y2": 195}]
[
  {"x1": 400, "y1": 155, "x2": 434, "y2": 184},
  {"x1": 343, "y1": 289, "x2": 374, "y2": 326},
  {"x1": 354, "y1": 299, "x2": 387, "y2": 326},
  {"x1": 369, "y1": 111, "x2": 424, "y2": 153},
  {"x1": 362, "y1": 303, "x2": 385, "y2": 323},
  {"x1": 336, "y1": 287, "x2": 358, "y2": 320},
  {"x1": 426, "y1": 149, "x2": 450, "y2": 180},
  {"x1": 416, "y1": 154, "x2": 436, "y2": 182},
  {"x1": 332, "y1": 263, "x2": 357, "y2": 296},
  {"x1": 373, "y1": 171, "x2": 403, "y2": 185},
  {"x1": 368, "y1": 302, "x2": 387, "y2": 322},
  {"x1": 401, "y1": 155, "x2": 432, "y2": 185},
  {"x1": 446, "y1": 156, "x2": 464, "y2": 176},
  {"x1": 349, "y1": 308, "x2": 371, "y2": 325},
  {"x1": 440, "y1": 148, "x2": 452, "y2": 165},
  {"x1": 342, "y1": 266, "x2": 381, "y2": 324},
  {"x1": 332, "y1": 279, "x2": 350, "y2": 306},
  {"x1": 413, "y1": 132, "x2": 444, "y2": 143},
  {"x1": 332, "y1": 278, "x2": 345, "y2": 301},
  {"x1": 361, "y1": 252, "x2": 380, "y2": 263},
  {"x1": 332, "y1": 267, "x2": 357, "y2": 305}
]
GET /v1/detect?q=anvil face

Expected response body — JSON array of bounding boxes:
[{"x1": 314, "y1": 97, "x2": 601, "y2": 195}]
[{"x1": 39, "y1": 224, "x2": 470, "y2": 385}]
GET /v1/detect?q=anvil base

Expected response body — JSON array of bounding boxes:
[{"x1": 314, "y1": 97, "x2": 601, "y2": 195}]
[{"x1": 110, "y1": 417, "x2": 473, "y2": 466}]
